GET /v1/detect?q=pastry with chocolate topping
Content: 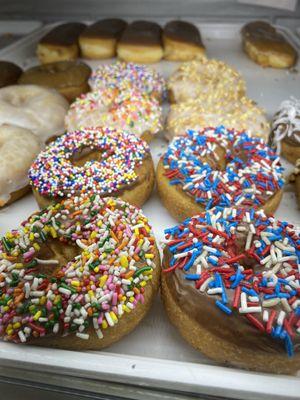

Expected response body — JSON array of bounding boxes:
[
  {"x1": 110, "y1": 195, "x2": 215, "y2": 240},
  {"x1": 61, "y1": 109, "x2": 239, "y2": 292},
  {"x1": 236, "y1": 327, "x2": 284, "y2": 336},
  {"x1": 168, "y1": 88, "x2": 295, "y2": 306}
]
[
  {"x1": 270, "y1": 97, "x2": 300, "y2": 164},
  {"x1": 79, "y1": 19, "x2": 127, "y2": 59},
  {"x1": 241, "y1": 21, "x2": 297, "y2": 69},
  {"x1": 117, "y1": 21, "x2": 163, "y2": 63},
  {"x1": 0, "y1": 61, "x2": 22, "y2": 88},
  {"x1": 163, "y1": 20, "x2": 205, "y2": 61},
  {"x1": 37, "y1": 22, "x2": 86, "y2": 64},
  {"x1": 162, "y1": 207, "x2": 300, "y2": 374}
]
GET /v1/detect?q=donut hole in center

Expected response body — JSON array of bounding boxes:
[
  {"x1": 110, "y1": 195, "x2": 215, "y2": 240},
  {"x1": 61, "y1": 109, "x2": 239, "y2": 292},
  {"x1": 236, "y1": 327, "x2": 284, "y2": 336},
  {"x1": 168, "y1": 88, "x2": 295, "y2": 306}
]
[{"x1": 71, "y1": 145, "x2": 114, "y2": 167}]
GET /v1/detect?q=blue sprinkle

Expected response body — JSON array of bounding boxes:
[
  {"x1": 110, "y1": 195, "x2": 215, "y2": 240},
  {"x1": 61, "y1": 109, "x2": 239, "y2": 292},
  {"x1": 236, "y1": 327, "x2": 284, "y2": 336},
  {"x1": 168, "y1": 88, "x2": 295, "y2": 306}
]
[
  {"x1": 215, "y1": 300, "x2": 232, "y2": 315},
  {"x1": 285, "y1": 333, "x2": 294, "y2": 357},
  {"x1": 185, "y1": 274, "x2": 201, "y2": 280}
]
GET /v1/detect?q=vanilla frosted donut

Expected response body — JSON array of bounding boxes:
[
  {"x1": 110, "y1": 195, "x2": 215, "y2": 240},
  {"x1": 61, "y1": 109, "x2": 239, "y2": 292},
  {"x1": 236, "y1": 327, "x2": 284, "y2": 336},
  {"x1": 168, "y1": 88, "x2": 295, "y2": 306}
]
[
  {"x1": 167, "y1": 96, "x2": 270, "y2": 141},
  {"x1": 168, "y1": 59, "x2": 246, "y2": 104},
  {"x1": 65, "y1": 88, "x2": 163, "y2": 142},
  {"x1": 89, "y1": 61, "x2": 166, "y2": 102},
  {"x1": 0, "y1": 85, "x2": 69, "y2": 143},
  {"x1": 0, "y1": 124, "x2": 41, "y2": 206}
]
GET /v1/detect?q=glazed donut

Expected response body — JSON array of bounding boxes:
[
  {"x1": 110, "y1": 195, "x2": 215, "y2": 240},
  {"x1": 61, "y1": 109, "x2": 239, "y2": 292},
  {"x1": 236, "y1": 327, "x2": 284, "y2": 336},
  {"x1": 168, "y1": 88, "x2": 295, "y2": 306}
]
[
  {"x1": 64, "y1": 87, "x2": 163, "y2": 142},
  {"x1": 241, "y1": 21, "x2": 297, "y2": 69},
  {"x1": 168, "y1": 59, "x2": 246, "y2": 104},
  {"x1": 162, "y1": 207, "x2": 300, "y2": 374},
  {"x1": 166, "y1": 96, "x2": 270, "y2": 141},
  {"x1": 270, "y1": 97, "x2": 300, "y2": 164},
  {"x1": 0, "y1": 61, "x2": 22, "y2": 88},
  {"x1": 0, "y1": 85, "x2": 69, "y2": 143},
  {"x1": 157, "y1": 127, "x2": 284, "y2": 222},
  {"x1": 19, "y1": 61, "x2": 91, "y2": 102},
  {"x1": 29, "y1": 127, "x2": 155, "y2": 209},
  {"x1": 0, "y1": 193, "x2": 160, "y2": 349},
  {"x1": 0, "y1": 124, "x2": 41, "y2": 207},
  {"x1": 88, "y1": 61, "x2": 166, "y2": 102}
]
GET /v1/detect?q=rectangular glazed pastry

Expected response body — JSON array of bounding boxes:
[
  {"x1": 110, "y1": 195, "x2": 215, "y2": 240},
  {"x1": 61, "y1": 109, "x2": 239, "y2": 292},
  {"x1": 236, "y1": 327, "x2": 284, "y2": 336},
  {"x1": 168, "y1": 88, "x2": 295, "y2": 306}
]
[
  {"x1": 79, "y1": 19, "x2": 127, "y2": 59},
  {"x1": 163, "y1": 20, "x2": 205, "y2": 61},
  {"x1": 241, "y1": 21, "x2": 297, "y2": 69},
  {"x1": 117, "y1": 20, "x2": 163, "y2": 63},
  {"x1": 37, "y1": 22, "x2": 86, "y2": 64}
]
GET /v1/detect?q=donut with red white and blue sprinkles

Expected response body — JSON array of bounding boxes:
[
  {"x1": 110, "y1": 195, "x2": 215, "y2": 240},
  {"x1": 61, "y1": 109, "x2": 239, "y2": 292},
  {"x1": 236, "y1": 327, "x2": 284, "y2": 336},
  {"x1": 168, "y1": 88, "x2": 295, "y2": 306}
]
[
  {"x1": 29, "y1": 127, "x2": 155, "y2": 209},
  {"x1": 64, "y1": 87, "x2": 163, "y2": 143},
  {"x1": 157, "y1": 126, "x2": 284, "y2": 222},
  {"x1": 162, "y1": 207, "x2": 300, "y2": 374},
  {"x1": 0, "y1": 194, "x2": 160, "y2": 349},
  {"x1": 88, "y1": 61, "x2": 166, "y2": 102}
]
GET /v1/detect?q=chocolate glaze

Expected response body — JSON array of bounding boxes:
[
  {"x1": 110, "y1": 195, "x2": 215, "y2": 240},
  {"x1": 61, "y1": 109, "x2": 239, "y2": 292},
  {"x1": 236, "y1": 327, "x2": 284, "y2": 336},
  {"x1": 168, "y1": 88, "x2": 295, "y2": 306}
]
[
  {"x1": 40, "y1": 22, "x2": 86, "y2": 46},
  {"x1": 119, "y1": 21, "x2": 162, "y2": 47},
  {"x1": 163, "y1": 20, "x2": 204, "y2": 47},
  {"x1": 163, "y1": 246, "x2": 300, "y2": 355},
  {"x1": 0, "y1": 61, "x2": 22, "y2": 88},
  {"x1": 241, "y1": 21, "x2": 296, "y2": 56},
  {"x1": 81, "y1": 19, "x2": 127, "y2": 40}
]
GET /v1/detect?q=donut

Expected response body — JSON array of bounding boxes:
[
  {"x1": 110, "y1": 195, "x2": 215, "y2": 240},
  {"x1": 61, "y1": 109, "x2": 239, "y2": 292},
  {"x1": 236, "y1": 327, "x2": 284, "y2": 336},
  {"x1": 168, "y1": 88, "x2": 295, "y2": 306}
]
[
  {"x1": 79, "y1": 19, "x2": 127, "y2": 59},
  {"x1": 29, "y1": 127, "x2": 155, "y2": 209},
  {"x1": 37, "y1": 22, "x2": 86, "y2": 64},
  {"x1": 163, "y1": 20, "x2": 205, "y2": 61},
  {"x1": 270, "y1": 97, "x2": 300, "y2": 164},
  {"x1": 88, "y1": 61, "x2": 166, "y2": 102},
  {"x1": 290, "y1": 159, "x2": 300, "y2": 208},
  {"x1": 0, "y1": 85, "x2": 69, "y2": 143},
  {"x1": 0, "y1": 61, "x2": 22, "y2": 88},
  {"x1": 161, "y1": 207, "x2": 300, "y2": 374},
  {"x1": 64, "y1": 87, "x2": 163, "y2": 142},
  {"x1": 117, "y1": 21, "x2": 163, "y2": 64},
  {"x1": 18, "y1": 61, "x2": 91, "y2": 102},
  {"x1": 241, "y1": 21, "x2": 297, "y2": 69},
  {"x1": 0, "y1": 124, "x2": 41, "y2": 207},
  {"x1": 157, "y1": 127, "x2": 284, "y2": 222},
  {"x1": 166, "y1": 96, "x2": 270, "y2": 141},
  {"x1": 0, "y1": 193, "x2": 160, "y2": 349},
  {"x1": 168, "y1": 59, "x2": 246, "y2": 104}
]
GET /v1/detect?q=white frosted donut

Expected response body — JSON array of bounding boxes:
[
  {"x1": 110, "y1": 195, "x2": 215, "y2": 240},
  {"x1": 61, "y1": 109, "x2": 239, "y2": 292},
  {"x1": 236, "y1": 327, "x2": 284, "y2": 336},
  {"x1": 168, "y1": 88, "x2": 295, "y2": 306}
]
[
  {"x1": 0, "y1": 124, "x2": 41, "y2": 206},
  {"x1": 0, "y1": 85, "x2": 69, "y2": 143}
]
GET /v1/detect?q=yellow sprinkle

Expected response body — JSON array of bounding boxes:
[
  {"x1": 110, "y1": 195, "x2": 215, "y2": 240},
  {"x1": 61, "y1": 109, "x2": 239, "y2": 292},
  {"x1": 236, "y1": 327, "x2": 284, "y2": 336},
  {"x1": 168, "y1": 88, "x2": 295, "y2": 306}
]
[
  {"x1": 129, "y1": 296, "x2": 135, "y2": 303},
  {"x1": 123, "y1": 305, "x2": 131, "y2": 313},
  {"x1": 6, "y1": 233, "x2": 13, "y2": 239},
  {"x1": 40, "y1": 296, "x2": 46, "y2": 305},
  {"x1": 29, "y1": 233, "x2": 35, "y2": 241},
  {"x1": 120, "y1": 255, "x2": 128, "y2": 268},
  {"x1": 13, "y1": 322, "x2": 21, "y2": 329},
  {"x1": 6, "y1": 328, "x2": 13, "y2": 336},
  {"x1": 102, "y1": 320, "x2": 108, "y2": 329},
  {"x1": 88, "y1": 290, "x2": 95, "y2": 298},
  {"x1": 50, "y1": 227, "x2": 57, "y2": 238},
  {"x1": 71, "y1": 280, "x2": 80, "y2": 287},
  {"x1": 3, "y1": 306, "x2": 9, "y2": 312},
  {"x1": 99, "y1": 275, "x2": 108, "y2": 287},
  {"x1": 33, "y1": 311, "x2": 42, "y2": 321},
  {"x1": 94, "y1": 267, "x2": 99, "y2": 273},
  {"x1": 97, "y1": 221, "x2": 102, "y2": 227},
  {"x1": 110, "y1": 312, "x2": 118, "y2": 323},
  {"x1": 140, "y1": 281, "x2": 147, "y2": 287},
  {"x1": 90, "y1": 232, "x2": 97, "y2": 239},
  {"x1": 134, "y1": 228, "x2": 139, "y2": 236},
  {"x1": 15, "y1": 263, "x2": 24, "y2": 269},
  {"x1": 33, "y1": 243, "x2": 40, "y2": 252},
  {"x1": 145, "y1": 254, "x2": 154, "y2": 259}
]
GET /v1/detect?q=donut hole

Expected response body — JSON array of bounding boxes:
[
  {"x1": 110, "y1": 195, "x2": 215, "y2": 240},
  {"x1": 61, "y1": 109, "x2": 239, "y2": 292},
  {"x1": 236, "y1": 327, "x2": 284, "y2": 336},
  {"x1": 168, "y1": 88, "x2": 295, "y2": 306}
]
[{"x1": 71, "y1": 145, "x2": 112, "y2": 167}]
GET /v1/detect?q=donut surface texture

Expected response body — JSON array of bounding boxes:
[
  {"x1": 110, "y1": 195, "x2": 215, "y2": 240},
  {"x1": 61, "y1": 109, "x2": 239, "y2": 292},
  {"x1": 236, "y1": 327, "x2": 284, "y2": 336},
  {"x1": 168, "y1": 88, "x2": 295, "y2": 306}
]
[
  {"x1": 0, "y1": 124, "x2": 41, "y2": 207},
  {"x1": 270, "y1": 97, "x2": 300, "y2": 164},
  {"x1": 29, "y1": 127, "x2": 155, "y2": 209},
  {"x1": 166, "y1": 96, "x2": 270, "y2": 141},
  {"x1": 0, "y1": 194, "x2": 160, "y2": 349},
  {"x1": 157, "y1": 127, "x2": 284, "y2": 221},
  {"x1": 65, "y1": 87, "x2": 163, "y2": 142},
  {"x1": 162, "y1": 207, "x2": 300, "y2": 374},
  {"x1": 0, "y1": 85, "x2": 69, "y2": 143},
  {"x1": 88, "y1": 61, "x2": 166, "y2": 102},
  {"x1": 19, "y1": 61, "x2": 91, "y2": 102},
  {"x1": 168, "y1": 59, "x2": 246, "y2": 104},
  {"x1": 0, "y1": 61, "x2": 22, "y2": 88}
]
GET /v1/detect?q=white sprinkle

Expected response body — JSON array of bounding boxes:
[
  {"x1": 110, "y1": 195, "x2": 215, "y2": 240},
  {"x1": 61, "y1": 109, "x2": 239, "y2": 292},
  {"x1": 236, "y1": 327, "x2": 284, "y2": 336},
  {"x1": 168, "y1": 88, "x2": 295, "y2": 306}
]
[
  {"x1": 207, "y1": 288, "x2": 223, "y2": 295},
  {"x1": 277, "y1": 310, "x2": 286, "y2": 326},
  {"x1": 263, "y1": 298, "x2": 280, "y2": 307},
  {"x1": 105, "y1": 312, "x2": 114, "y2": 327},
  {"x1": 96, "y1": 329, "x2": 103, "y2": 339},
  {"x1": 58, "y1": 287, "x2": 71, "y2": 296},
  {"x1": 281, "y1": 298, "x2": 292, "y2": 312},
  {"x1": 199, "y1": 277, "x2": 213, "y2": 293},
  {"x1": 76, "y1": 332, "x2": 89, "y2": 340},
  {"x1": 263, "y1": 310, "x2": 269, "y2": 322},
  {"x1": 18, "y1": 330, "x2": 26, "y2": 343},
  {"x1": 239, "y1": 306, "x2": 262, "y2": 314}
]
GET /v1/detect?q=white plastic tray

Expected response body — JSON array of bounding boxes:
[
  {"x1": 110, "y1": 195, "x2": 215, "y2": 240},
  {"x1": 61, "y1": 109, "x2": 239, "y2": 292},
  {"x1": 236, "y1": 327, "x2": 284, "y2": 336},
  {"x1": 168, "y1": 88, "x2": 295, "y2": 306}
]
[
  {"x1": 0, "y1": 20, "x2": 42, "y2": 50},
  {"x1": 0, "y1": 21, "x2": 300, "y2": 400}
]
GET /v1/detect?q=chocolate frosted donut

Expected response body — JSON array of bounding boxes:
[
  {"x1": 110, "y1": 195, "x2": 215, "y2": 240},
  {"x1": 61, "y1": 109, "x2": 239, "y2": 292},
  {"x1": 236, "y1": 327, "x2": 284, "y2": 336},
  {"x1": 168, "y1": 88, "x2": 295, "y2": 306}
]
[
  {"x1": 163, "y1": 20, "x2": 205, "y2": 61},
  {"x1": 241, "y1": 21, "x2": 297, "y2": 69},
  {"x1": 117, "y1": 21, "x2": 163, "y2": 63},
  {"x1": 79, "y1": 19, "x2": 127, "y2": 59},
  {"x1": 162, "y1": 207, "x2": 300, "y2": 374},
  {"x1": 37, "y1": 22, "x2": 86, "y2": 64},
  {"x1": 0, "y1": 61, "x2": 22, "y2": 88}
]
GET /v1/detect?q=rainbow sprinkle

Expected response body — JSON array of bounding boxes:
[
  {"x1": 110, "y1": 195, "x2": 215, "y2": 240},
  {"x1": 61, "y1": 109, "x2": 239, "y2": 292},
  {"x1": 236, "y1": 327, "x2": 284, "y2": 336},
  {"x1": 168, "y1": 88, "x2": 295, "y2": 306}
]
[
  {"x1": 29, "y1": 127, "x2": 149, "y2": 199},
  {"x1": 163, "y1": 207, "x2": 300, "y2": 356},
  {"x1": 0, "y1": 195, "x2": 156, "y2": 342},
  {"x1": 163, "y1": 127, "x2": 284, "y2": 210}
]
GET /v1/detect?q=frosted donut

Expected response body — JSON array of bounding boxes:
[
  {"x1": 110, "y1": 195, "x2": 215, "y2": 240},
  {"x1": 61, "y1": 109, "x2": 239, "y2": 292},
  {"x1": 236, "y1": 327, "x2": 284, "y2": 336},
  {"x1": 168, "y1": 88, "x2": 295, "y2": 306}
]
[
  {"x1": 270, "y1": 97, "x2": 300, "y2": 164},
  {"x1": 0, "y1": 193, "x2": 160, "y2": 349},
  {"x1": 157, "y1": 126, "x2": 284, "y2": 222},
  {"x1": 166, "y1": 96, "x2": 270, "y2": 141},
  {"x1": 0, "y1": 124, "x2": 41, "y2": 207},
  {"x1": 65, "y1": 88, "x2": 163, "y2": 142},
  {"x1": 29, "y1": 127, "x2": 155, "y2": 209},
  {"x1": 0, "y1": 85, "x2": 69, "y2": 143},
  {"x1": 88, "y1": 61, "x2": 166, "y2": 102},
  {"x1": 168, "y1": 59, "x2": 246, "y2": 104},
  {"x1": 162, "y1": 207, "x2": 300, "y2": 374}
]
